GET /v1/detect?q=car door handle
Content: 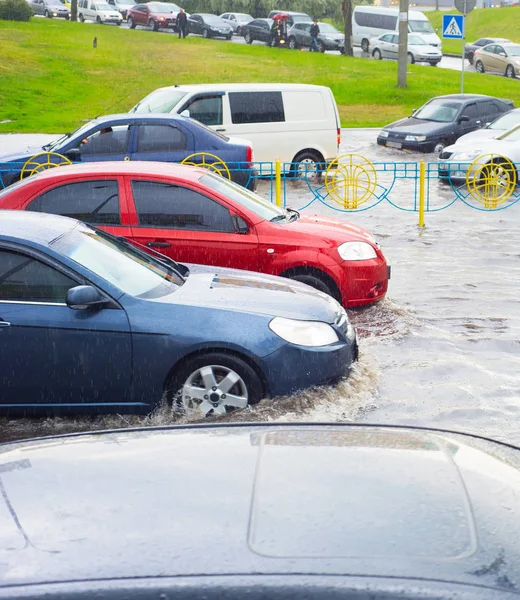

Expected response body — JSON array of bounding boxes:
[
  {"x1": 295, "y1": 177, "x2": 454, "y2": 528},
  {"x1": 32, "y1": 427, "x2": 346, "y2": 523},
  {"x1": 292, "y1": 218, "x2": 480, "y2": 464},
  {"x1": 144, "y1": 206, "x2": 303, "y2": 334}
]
[
  {"x1": 216, "y1": 128, "x2": 226, "y2": 132},
  {"x1": 146, "y1": 241, "x2": 172, "y2": 248},
  {"x1": 0, "y1": 319, "x2": 11, "y2": 327}
]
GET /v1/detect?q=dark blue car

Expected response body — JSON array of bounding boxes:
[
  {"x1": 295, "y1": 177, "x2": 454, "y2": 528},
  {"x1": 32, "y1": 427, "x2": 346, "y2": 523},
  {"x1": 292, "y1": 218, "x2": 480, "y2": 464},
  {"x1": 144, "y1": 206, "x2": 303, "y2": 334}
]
[
  {"x1": 0, "y1": 114, "x2": 256, "y2": 190},
  {"x1": 0, "y1": 212, "x2": 357, "y2": 416}
]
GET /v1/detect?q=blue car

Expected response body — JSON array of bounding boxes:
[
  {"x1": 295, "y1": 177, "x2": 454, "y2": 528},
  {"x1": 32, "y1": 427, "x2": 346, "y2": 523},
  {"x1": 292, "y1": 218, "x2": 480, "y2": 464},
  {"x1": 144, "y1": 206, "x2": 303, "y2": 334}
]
[
  {"x1": 0, "y1": 212, "x2": 357, "y2": 416},
  {"x1": 0, "y1": 114, "x2": 256, "y2": 190}
]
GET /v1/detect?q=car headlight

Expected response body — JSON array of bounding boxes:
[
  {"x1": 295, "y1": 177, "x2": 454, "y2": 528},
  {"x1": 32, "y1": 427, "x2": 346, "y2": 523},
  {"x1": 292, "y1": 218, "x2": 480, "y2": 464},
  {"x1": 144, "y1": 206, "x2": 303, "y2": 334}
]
[
  {"x1": 269, "y1": 317, "x2": 339, "y2": 347},
  {"x1": 379, "y1": 130, "x2": 389, "y2": 138},
  {"x1": 451, "y1": 150, "x2": 482, "y2": 161},
  {"x1": 405, "y1": 135, "x2": 427, "y2": 141},
  {"x1": 338, "y1": 241, "x2": 377, "y2": 261}
]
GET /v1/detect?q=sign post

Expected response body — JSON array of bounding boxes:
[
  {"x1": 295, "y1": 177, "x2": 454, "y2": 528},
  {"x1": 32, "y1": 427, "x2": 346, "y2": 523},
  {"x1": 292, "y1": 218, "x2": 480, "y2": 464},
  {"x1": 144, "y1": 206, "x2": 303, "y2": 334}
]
[{"x1": 443, "y1": 0, "x2": 476, "y2": 94}]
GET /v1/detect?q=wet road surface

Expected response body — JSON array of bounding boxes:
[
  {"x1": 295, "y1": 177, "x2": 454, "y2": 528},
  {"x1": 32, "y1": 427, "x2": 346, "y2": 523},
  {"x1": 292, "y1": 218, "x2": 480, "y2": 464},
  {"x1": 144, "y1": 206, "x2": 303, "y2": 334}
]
[{"x1": 1, "y1": 129, "x2": 519, "y2": 445}]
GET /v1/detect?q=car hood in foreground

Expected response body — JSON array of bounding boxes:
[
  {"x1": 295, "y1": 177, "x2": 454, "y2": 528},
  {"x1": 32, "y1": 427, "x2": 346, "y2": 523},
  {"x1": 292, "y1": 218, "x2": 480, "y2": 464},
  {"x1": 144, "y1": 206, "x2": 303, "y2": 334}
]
[
  {"x1": 443, "y1": 139, "x2": 518, "y2": 158},
  {"x1": 453, "y1": 128, "x2": 504, "y2": 145},
  {"x1": 1, "y1": 424, "x2": 520, "y2": 592},
  {"x1": 382, "y1": 116, "x2": 452, "y2": 136},
  {"x1": 157, "y1": 265, "x2": 342, "y2": 323},
  {"x1": 0, "y1": 144, "x2": 52, "y2": 164}
]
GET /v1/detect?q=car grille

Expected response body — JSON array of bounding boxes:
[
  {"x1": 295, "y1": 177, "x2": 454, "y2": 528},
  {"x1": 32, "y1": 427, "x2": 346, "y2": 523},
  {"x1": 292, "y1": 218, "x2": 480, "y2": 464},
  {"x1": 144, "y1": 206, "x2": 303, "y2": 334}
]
[{"x1": 386, "y1": 131, "x2": 405, "y2": 140}]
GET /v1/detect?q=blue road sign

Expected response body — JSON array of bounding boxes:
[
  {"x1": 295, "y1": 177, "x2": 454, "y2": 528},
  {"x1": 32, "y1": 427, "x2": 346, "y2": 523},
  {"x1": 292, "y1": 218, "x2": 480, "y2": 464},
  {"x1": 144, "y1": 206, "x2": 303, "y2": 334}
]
[{"x1": 442, "y1": 14, "x2": 464, "y2": 39}]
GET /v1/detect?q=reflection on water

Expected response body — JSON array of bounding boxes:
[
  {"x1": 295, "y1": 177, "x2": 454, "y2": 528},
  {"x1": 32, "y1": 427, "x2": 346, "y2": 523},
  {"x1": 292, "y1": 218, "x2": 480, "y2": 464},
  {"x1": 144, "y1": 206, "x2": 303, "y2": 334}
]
[{"x1": 1, "y1": 130, "x2": 520, "y2": 445}]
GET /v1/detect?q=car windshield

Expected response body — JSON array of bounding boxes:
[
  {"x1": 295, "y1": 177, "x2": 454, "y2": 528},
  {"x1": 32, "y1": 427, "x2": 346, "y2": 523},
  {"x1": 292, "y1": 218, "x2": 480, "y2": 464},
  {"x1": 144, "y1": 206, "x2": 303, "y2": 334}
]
[
  {"x1": 498, "y1": 124, "x2": 520, "y2": 142},
  {"x1": 96, "y1": 3, "x2": 111, "y2": 9},
  {"x1": 505, "y1": 45, "x2": 520, "y2": 56},
  {"x1": 409, "y1": 20, "x2": 434, "y2": 34},
  {"x1": 488, "y1": 111, "x2": 520, "y2": 129},
  {"x1": 131, "y1": 89, "x2": 187, "y2": 113},
  {"x1": 149, "y1": 3, "x2": 174, "y2": 12},
  {"x1": 408, "y1": 35, "x2": 428, "y2": 45},
  {"x1": 236, "y1": 13, "x2": 252, "y2": 21},
  {"x1": 200, "y1": 172, "x2": 288, "y2": 221},
  {"x1": 291, "y1": 13, "x2": 310, "y2": 22},
  {"x1": 51, "y1": 226, "x2": 184, "y2": 299},
  {"x1": 414, "y1": 100, "x2": 461, "y2": 123},
  {"x1": 319, "y1": 23, "x2": 339, "y2": 34}
]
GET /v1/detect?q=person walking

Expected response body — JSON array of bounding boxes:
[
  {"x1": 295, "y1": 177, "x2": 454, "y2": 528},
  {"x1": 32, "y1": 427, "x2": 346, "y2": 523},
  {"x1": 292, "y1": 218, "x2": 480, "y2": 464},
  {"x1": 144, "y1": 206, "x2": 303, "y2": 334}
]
[
  {"x1": 309, "y1": 18, "x2": 320, "y2": 52},
  {"x1": 177, "y1": 8, "x2": 188, "y2": 38}
]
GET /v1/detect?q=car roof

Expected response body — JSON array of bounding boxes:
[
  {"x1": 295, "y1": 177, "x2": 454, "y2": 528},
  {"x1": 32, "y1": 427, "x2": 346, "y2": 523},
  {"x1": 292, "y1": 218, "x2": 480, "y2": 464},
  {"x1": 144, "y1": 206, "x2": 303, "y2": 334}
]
[
  {"x1": 1, "y1": 423, "x2": 520, "y2": 591},
  {"x1": 151, "y1": 83, "x2": 329, "y2": 93},
  {"x1": 270, "y1": 10, "x2": 309, "y2": 14},
  {"x1": 0, "y1": 210, "x2": 81, "y2": 245},
  {"x1": 86, "y1": 113, "x2": 187, "y2": 125},
  {"x1": 432, "y1": 94, "x2": 501, "y2": 101}
]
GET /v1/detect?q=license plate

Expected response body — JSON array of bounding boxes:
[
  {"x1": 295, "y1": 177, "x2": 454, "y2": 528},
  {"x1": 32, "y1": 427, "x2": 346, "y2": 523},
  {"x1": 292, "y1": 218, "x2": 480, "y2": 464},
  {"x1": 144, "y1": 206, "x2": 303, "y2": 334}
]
[{"x1": 386, "y1": 141, "x2": 402, "y2": 149}]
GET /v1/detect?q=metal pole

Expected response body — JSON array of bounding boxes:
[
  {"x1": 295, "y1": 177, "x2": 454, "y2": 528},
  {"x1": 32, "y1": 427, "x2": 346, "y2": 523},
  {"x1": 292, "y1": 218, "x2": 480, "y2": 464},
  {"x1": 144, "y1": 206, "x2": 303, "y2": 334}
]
[
  {"x1": 418, "y1": 160, "x2": 426, "y2": 227},
  {"x1": 460, "y1": 0, "x2": 466, "y2": 94},
  {"x1": 397, "y1": 0, "x2": 409, "y2": 88},
  {"x1": 275, "y1": 159, "x2": 282, "y2": 207}
]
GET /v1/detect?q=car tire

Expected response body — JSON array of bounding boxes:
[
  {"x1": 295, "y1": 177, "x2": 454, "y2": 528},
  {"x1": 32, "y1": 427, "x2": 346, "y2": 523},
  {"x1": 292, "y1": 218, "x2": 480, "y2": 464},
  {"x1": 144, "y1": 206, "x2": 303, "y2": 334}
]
[
  {"x1": 78, "y1": 12, "x2": 84, "y2": 21},
  {"x1": 373, "y1": 48, "x2": 382, "y2": 60},
  {"x1": 65, "y1": 14, "x2": 69, "y2": 19},
  {"x1": 44, "y1": 9, "x2": 51, "y2": 17},
  {"x1": 244, "y1": 31, "x2": 252, "y2": 43},
  {"x1": 284, "y1": 272, "x2": 334, "y2": 298},
  {"x1": 96, "y1": 15, "x2": 101, "y2": 23},
  {"x1": 506, "y1": 64, "x2": 516, "y2": 78},
  {"x1": 407, "y1": 52, "x2": 415, "y2": 64},
  {"x1": 361, "y1": 38, "x2": 369, "y2": 52},
  {"x1": 226, "y1": 33, "x2": 232, "y2": 39},
  {"x1": 317, "y1": 40, "x2": 325, "y2": 53},
  {"x1": 149, "y1": 18, "x2": 158, "y2": 30},
  {"x1": 288, "y1": 36, "x2": 298, "y2": 49},
  {"x1": 468, "y1": 54, "x2": 474, "y2": 65},
  {"x1": 479, "y1": 157, "x2": 517, "y2": 190},
  {"x1": 291, "y1": 150, "x2": 324, "y2": 181},
  {"x1": 475, "y1": 60, "x2": 485, "y2": 73},
  {"x1": 434, "y1": 141, "x2": 446, "y2": 153},
  {"x1": 128, "y1": 15, "x2": 135, "y2": 28},
  {"x1": 167, "y1": 352, "x2": 263, "y2": 416},
  {"x1": 202, "y1": 28, "x2": 209, "y2": 38}
]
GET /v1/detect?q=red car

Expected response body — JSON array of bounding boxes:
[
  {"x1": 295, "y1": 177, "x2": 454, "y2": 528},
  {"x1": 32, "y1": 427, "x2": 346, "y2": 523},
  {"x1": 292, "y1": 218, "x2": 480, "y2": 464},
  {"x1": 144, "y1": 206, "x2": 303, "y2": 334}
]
[
  {"x1": 0, "y1": 162, "x2": 389, "y2": 308},
  {"x1": 127, "y1": 2, "x2": 179, "y2": 31}
]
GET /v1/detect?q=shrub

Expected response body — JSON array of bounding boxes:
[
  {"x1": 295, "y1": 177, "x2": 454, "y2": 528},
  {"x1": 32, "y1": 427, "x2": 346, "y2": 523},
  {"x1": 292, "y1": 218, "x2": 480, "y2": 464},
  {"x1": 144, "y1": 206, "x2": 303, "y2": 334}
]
[{"x1": 0, "y1": 0, "x2": 33, "y2": 21}]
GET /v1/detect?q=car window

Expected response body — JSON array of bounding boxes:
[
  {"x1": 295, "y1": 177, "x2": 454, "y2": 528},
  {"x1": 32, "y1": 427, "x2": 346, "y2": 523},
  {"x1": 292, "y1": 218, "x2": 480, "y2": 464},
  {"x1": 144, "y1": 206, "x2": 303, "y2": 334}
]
[
  {"x1": 229, "y1": 91, "x2": 285, "y2": 124},
  {"x1": 26, "y1": 180, "x2": 120, "y2": 226},
  {"x1": 496, "y1": 45, "x2": 505, "y2": 55},
  {"x1": 461, "y1": 103, "x2": 478, "y2": 119},
  {"x1": 479, "y1": 100, "x2": 499, "y2": 119},
  {"x1": 136, "y1": 124, "x2": 187, "y2": 152},
  {"x1": 0, "y1": 250, "x2": 77, "y2": 304},
  {"x1": 184, "y1": 96, "x2": 223, "y2": 126},
  {"x1": 488, "y1": 110, "x2": 520, "y2": 129},
  {"x1": 414, "y1": 100, "x2": 461, "y2": 123},
  {"x1": 485, "y1": 45, "x2": 496, "y2": 54},
  {"x1": 132, "y1": 181, "x2": 235, "y2": 232},
  {"x1": 381, "y1": 34, "x2": 392, "y2": 42},
  {"x1": 79, "y1": 125, "x2": 130, "y2": 156}
]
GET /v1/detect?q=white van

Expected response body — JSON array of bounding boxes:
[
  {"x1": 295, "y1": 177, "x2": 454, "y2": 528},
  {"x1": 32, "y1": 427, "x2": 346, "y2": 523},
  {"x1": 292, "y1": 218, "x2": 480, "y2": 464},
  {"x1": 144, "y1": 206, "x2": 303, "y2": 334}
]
[
  {"x1": 78, "y1": 0, "x2": 122, "y2": 24},
  {"x1": 130, "y1": 84, "x2": 341, "y2": 168},
  {"x1": 353, "y1": 6, "x2": 441, "y2": 52}
]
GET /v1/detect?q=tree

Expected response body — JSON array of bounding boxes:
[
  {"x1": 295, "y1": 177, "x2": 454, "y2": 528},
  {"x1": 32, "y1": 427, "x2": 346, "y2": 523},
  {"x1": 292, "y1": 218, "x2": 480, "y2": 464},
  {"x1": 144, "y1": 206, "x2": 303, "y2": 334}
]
[
  {"x1": 342, "y1": 0, "x2": 353, "y2": 56},
  {"x1": 71, "y1": 0, "x2": 77, "y2": 21}
]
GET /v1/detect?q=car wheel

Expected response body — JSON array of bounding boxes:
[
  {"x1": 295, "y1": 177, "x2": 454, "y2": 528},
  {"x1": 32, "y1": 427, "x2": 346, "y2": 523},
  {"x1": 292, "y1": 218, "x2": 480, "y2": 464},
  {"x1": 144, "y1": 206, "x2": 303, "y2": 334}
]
[
  {"x1": 434, "y1": 141, "x2": 446, "y2": 153},
  {"x1": 226, "y1": 33, "x2": 232, "y2": 39},
  {"x1": 65, "y1": 14, "x2": 69, "y2": 19},
  {"x1": 292, "y1": 150, "x2": 324, "y2": 181},
  {"x1": 168, "y1": 352, "x2": 263, "y2": 416},
  {"x1": 468, "y1": 54, "x2": 474, "y2": 65},
  {"x1": 44, "y1": 9, "x2": 51, "y2": 17},
  {"x1": 78, "y1": 12, "x2": 84, "y2": 20},
  {"x1": 506, "y1": 64, "x2": 516, "y2": 78},
  {"x1": 479, "y1": 158, "x2": 517, "y2": 190},
  {"x1": 96, "y1": 15, "x2": 101, "y2": 23},
  {"x1": 361, "y1": 38, "x2": 369, "y2": 52},
  {"x1": 128, "y1": 15, "x2": 135, "y2": 28},
  {"x1": 202, "y1": 28, "x2": 209, "y2": 38},
  {"x1": 317, "y1": 40, "x2": 325, "y2": 53},
  {"x1": 285, "y1": 272, "x2": 334, "y2": 297},
  {"x1": 372, "y1": 48, "x2": 382, "y2": 60},
  {"x1": 407, "y1": 52, "x2": 415, "y2": 64},
  {"x1": 288, "y1": 36, "x2": 297, "y2": 49},
  {"x1": 244, "y1": 32, "x2": 252, "y2": 43},
  {"x1": 149, "y1": 18, "x2": 158, "y2": 31},
  {"x1": 475, "y1": 60, "x2": 485, "y2": 73}
]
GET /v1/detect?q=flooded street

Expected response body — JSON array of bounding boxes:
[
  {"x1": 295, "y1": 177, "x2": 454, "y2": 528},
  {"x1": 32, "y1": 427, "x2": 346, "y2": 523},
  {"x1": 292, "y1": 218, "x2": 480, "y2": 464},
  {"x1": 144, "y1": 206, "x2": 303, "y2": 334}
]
[{"x1": 1, "y1": 129, "x2": 520, "y2": 445}]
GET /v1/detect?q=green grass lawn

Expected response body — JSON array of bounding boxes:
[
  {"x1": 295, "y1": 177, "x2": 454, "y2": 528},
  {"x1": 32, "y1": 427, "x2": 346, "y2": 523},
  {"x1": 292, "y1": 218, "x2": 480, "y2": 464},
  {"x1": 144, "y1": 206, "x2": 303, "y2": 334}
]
[
  {"x1": 1, "y1": 17, "x2": 520, "y2": 133},
  {"x1": 426, "y1": 8, "x2": 520, "y2": 55}
]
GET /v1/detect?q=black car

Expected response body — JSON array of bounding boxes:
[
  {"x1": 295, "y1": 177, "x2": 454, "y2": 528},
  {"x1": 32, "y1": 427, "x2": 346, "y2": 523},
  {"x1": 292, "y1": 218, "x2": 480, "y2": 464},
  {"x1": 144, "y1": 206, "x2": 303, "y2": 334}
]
[
  {"x1": 464, "y1": 37, "x2": 511, "y2": 64},
  {"x1": 187, "y1": 13, "x2": 233, "y2": 39},
  {"x1": 377, "y1": 94, "x2": 514, "y2": 154},
  {"x1": 2, "y1": 423, "x2": 520, "y2": 600},
  {"x1": 267, "y1": 9, "x2": 310, "y2": 26},
  {"x1": 242, "y1": 18, "x2": 273, "y2": 44}
]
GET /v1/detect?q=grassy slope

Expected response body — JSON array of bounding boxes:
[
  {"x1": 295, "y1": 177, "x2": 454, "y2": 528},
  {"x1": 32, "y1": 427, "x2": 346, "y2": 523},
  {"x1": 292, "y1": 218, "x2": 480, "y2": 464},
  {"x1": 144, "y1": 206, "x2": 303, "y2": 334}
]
[
  {"x1": 1, "y1": 18, "x2": 520, "y2": 133},
  {"x1": 428, "y1": 7, "x2": 520, "y2": 54}
]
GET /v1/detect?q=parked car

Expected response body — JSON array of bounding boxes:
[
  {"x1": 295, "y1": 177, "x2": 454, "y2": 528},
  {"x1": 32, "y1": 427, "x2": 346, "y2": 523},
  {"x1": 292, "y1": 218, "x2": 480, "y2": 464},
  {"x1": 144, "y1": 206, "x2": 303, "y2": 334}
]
[
  {"x1": 267, "y1": 9, "x2": 310, "y2": 26},
  {"x1": 377, "y1": 94, "x2": 514, "y2": 153},
  {"x1": 0, "y1": 114, "x2": 256, "y2": 190},
  {"x1": 474, "y1": 42, "x2": 520, "y2": 78},
  {"x1": 448, "y1": 107, "x2": 520, "y2": 145},
  {"x1": 0, "y1": 162, "x2": 389, "y2": 308},
  {"x1": 219, "y1": 11, "x2": 252, "y2": 34},
  {"x1": 464, "y1": 37, "x2": 511, "y2": 65},
  {"x1": 0, "y1": 212, "x2": 358, "y2": 416},
  {"x1": 29, "y1": 0, "x2": 69, "y2": 18},
  {"x1": 187, "y1": 13, "x2": 233, "y2": 39},
  {"x1": 241, "y1": 18, "x2": 273, "y2": 44},
  {"x1": 287, "y1": 21, "x2": 344, "y2": 52},
  {"x1": 127, "y1": 2, "x2": 178, "y2": 30},
  {"x1": 369, "y1": 33, "x2": 442, "y2": 65},
  {"x1": 106, "y1": 0, "x2": 134, "y2": 19},
  {"x1": 130, "y1": 84, "x2": 341, "y2": 170},
  {"x1": 2, "y1": 423, "x2": 520, "y2": 599},
  {"x1": 77, "y1": 0, "x2": 122, "y2": 24},
  {"x1": 438, "y1": 123, "x2": 520, "y2": 184}
]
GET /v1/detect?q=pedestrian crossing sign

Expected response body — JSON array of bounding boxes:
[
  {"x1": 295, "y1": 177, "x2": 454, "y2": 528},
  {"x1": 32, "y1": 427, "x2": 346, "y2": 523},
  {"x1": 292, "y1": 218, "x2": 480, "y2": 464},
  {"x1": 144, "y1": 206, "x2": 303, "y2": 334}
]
[{"x1": 442, "y1": 14, "x2": 464, "y2": 39}]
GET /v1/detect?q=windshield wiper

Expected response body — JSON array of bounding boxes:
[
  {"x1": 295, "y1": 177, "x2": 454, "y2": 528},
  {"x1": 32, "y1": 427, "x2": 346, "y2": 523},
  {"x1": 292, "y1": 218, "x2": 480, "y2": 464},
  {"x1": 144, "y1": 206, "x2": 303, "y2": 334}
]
[
  {"x1": 286, "y1": 208, "x2": 300, "y2": 222},
  {"x1": 43, "y1": 132, "x2": 71, "y2": 151},
  {"x1": 116, "y1": 236, "x2": 189, "y2": 281},
  {"x1": 270, "y1": 213, "x2": 289, "y2": 223}
]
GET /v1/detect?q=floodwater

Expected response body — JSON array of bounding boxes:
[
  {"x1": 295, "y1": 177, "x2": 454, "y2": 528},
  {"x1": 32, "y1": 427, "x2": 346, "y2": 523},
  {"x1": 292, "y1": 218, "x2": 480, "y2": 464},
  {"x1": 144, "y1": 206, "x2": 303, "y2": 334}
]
[{"x1": 1, "y1": 129, "x2": 520, "y2": 445}]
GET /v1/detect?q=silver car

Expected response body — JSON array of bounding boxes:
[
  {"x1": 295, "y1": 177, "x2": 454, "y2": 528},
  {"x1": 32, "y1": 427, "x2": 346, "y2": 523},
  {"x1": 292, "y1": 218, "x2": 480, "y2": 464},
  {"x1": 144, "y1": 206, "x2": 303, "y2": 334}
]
[
  {"x1": 370, "y1": 33, "x2": 442, "y2": 65},
  {"x1": 219, "y1": 12, "x2": 253, "y2": 35},
  {"x1": 287, "y1": 21, "x2": 344, "y2": 52},
  {"x1": 29, "y1": 0, "x2": 70, "y2": 18}
]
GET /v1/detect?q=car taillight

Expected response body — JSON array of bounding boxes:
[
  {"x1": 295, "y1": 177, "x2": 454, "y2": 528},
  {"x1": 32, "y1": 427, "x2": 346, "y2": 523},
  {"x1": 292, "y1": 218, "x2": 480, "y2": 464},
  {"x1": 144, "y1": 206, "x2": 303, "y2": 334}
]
[
  {"x1": 246, "y1": 145, "x2": 253, "y2": 166},
  {"x1": 337, "y1": 127, "x2": 341, "y2": 149}
]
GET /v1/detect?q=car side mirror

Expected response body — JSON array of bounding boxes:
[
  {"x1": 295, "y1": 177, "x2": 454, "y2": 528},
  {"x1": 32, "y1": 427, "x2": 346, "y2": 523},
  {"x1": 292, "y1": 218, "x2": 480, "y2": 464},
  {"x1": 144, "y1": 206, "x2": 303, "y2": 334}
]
[
  {"x1": 458, "y1": 115, "x2": 470, "y2": 122},
  {"x1": 411, "y1": 108, "x2": 417, "y2": 115},
  {"x1": 500, "y1": 52, "x2": 507, "y2": 56},
  {"x1": 65, "y1": 148, "x2": 81, "y2": 161},
  {"x1": 66, "y1": 285, "x2": 106, "y2": 310},
  {"x1": 233, "y1": 215, "x2": 249, "y2": 234},
  {"x1": 180, "y1": 109, "x2": 190, "y2": 118}
]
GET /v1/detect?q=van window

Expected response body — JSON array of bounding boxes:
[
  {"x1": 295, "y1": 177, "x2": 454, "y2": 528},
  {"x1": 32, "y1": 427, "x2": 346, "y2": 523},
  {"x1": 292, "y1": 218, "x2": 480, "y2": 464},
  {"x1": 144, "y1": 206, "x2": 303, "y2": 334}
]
[
  {"x1": 184, "y1": 96, "x2": 223, "y2": 126},
  {"x1": 283, "y1": 91, "x2": 325, "y2": 122},
  {"x1": 229, "y1": 91, "x2": 285, "y2": 124},
  {"x1": 354, "y1": 10, "x2": 397, "y2": 30},
  {"x1": 408, "y1": 20, "x2": 434, "y2": 34}
]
